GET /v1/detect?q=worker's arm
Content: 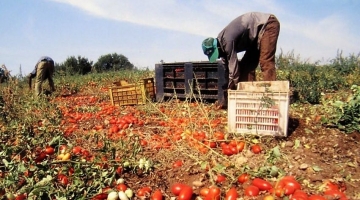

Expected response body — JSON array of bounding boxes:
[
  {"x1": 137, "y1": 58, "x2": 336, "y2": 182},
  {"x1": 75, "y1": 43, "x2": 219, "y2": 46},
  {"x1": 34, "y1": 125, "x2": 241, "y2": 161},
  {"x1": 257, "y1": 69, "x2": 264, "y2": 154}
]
[
  {"x1": 28, "y1": 74, "x2": 33, "y2": 89},
  {"x1": 28, "y1": 67, "x2": 37, "y2": 89}
]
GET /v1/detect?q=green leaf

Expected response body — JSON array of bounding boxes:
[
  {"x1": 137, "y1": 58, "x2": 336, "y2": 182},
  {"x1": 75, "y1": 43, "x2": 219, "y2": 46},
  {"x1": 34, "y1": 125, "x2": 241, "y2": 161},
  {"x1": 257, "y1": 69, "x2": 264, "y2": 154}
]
[
  {"x1": 213, "y1": 164, "x2": 226, "y2": 173},
  {"x1": 2, "y1": 159, "x2": 9, "y2": 167},
  {"x1": 270, "y1": 166, "x2": 279, "y2": 177},
  {"x1": 272, "y1": 146, "x2": 281, "y2": 158},
  {"x1": 312, "y1": 166, "x2": 322, "y2": 172},
  {"x1": 294, "y1": 139, "x2": 300, "y2": 149}
]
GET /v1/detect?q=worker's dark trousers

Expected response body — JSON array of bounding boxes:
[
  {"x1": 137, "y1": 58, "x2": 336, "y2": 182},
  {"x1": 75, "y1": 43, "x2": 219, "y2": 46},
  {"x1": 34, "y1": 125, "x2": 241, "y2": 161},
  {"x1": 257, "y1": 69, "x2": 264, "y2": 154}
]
[{"x1": 239, "y1": 15, "x2": 280, "y2": 82}]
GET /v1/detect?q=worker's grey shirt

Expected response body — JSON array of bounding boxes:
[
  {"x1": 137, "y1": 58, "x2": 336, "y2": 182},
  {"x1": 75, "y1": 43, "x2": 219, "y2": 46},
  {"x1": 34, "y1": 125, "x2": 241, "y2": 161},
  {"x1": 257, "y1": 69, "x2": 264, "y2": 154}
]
[{"x1": 217, "y1": 12, "x2": 271, "y2": 87}]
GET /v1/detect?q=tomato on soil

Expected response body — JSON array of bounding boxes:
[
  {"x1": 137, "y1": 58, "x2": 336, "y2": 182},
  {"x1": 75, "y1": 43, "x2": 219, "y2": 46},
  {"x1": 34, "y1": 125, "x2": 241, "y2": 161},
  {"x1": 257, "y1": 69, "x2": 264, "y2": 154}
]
[
  {"x1": 251, "y1": 144, "x2": 262, "y2": 154},
  {"x1": 72, "y1": 146, "x2": 82, "y2": 154},
  {"x1": 205, "y1": 186, "x2": 221, "y2": 200},
  {"x1": 238, "y1": 173, "x2": 250, "y2": 184},
  {"x1": 308, "y1": 195, "x2": 327, "y2": 200},
  {"x1": 178, "y1": 185, "x2": 193, "y2": 200},
  {"x1": 172, "y1": 160, "x2": 183, "y2": 168},
  {"x1": 263, "y1": 195, "x2": 275, "y2": 200},
  {"x1": 115, "y1": 183, "x2": 127, "y2": 191},
  {"x1": 225, "y1": 187, "x2": 238, "y2": 200},
  {"x1": 151, "y1": 190, "x2": 163, "y2": 200},
  {"x1": 251, "y1": 178, "x2": 273, "y2": 191},
  {"x1": 171, "y1": 183, "x2": 185, "y2": 196},
  {"x1": 199, "y1": 188, "x2": 209, "y2": 197},
  {"x1": 45, "y1": 146, "x2": 55, "y2": 155},
  {"x1": 244, "y1": 185, "x2": 260, "y2": 197},
  {"x1": 215, "y1": 174, "x2": 226, "y2": 183},
  {"x1": 137, "y1": 186, "x2": 152, "y2": 197}
]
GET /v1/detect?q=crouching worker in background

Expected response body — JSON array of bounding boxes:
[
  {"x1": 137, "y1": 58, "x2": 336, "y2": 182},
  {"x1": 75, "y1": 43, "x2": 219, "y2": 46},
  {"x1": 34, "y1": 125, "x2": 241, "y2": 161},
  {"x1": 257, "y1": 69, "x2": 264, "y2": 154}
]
[{"x1": 28, "y1": 56, "x2": 56, "y2": 97}]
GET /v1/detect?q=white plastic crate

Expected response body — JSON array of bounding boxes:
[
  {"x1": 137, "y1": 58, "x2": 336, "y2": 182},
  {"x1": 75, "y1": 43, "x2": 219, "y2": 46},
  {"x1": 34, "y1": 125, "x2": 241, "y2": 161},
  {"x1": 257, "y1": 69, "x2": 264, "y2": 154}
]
[{"x1": 228, "y1": 81, "x2": 290, "y2": 137}]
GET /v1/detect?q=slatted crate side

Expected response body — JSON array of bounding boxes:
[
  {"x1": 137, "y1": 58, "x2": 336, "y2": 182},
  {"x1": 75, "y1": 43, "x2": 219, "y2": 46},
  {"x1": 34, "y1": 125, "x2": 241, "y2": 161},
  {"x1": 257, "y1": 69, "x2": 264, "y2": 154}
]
[
  {"x1": 109, "y1": 78, "x2": 155, "y2": 106},
  {"x1": 141, "y1": 78, "x2": 156, "y2": 101},
  {"x1": 228, "y1": 81, "x2": 290, "y2": 137},
  {"x1": 155, "y1": 62, "x2": 226, "y2": 102}
]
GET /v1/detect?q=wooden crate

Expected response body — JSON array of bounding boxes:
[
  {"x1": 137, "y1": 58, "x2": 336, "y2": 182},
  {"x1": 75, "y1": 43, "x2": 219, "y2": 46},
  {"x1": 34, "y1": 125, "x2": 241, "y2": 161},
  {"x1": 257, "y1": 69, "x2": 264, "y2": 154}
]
[{"x1": 109, "y1": 78, "x2": 155, "y2": 106}]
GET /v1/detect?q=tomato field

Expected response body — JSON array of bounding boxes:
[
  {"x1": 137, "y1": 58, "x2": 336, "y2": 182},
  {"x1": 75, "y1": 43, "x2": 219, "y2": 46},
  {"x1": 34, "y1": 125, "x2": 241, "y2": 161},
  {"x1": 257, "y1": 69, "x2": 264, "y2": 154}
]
[{"x1": 1, "y1": 55, "x2": 360, "y2": 200}]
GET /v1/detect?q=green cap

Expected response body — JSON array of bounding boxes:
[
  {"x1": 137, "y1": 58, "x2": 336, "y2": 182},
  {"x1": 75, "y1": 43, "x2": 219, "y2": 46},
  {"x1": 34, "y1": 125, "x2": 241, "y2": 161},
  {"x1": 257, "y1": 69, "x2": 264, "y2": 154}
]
[{"x1": 202, "y1": 37, "x2": 219, "y2": 63}]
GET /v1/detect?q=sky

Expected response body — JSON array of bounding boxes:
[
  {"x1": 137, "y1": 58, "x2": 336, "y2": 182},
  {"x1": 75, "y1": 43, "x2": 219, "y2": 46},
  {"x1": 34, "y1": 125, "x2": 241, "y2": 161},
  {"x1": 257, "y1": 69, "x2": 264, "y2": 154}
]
[{"x1": 1, "y1": 0, "x2": 359, "y2": 75}]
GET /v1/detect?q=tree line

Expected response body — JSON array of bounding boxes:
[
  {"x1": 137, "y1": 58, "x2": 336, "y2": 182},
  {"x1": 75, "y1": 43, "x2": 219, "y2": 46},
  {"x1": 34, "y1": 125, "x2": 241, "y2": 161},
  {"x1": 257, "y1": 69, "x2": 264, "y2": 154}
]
[{"x1": 55, "y1": 53, "x2": 135, "y2": 76}]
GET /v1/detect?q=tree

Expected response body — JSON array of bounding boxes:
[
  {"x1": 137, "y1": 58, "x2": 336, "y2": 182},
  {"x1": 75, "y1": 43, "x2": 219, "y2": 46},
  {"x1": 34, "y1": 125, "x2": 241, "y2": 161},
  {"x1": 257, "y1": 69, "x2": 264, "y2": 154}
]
[
  {"x1": 93, "y1": 53, "x2": 134, "y2": 72},
  {"x1": 57, "y1": 56, "x2": 93, "y2": 75}
]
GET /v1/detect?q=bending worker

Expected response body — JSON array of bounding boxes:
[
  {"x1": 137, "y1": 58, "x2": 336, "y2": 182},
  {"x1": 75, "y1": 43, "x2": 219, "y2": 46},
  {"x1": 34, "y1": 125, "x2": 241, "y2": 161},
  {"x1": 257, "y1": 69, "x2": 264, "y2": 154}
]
[
  {"x1": 28, "y1": 56, "x2": 56, "y2": 97},
  {"x1": 202, "y1": 12, "x2": 280, "y2": 90}
]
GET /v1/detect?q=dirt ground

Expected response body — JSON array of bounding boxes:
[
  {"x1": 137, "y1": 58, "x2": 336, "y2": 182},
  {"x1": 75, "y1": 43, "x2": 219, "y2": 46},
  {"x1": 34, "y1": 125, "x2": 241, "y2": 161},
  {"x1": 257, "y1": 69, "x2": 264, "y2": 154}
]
[{"x1": 114, "y1": 104, "x2": 359, "y2": 200}]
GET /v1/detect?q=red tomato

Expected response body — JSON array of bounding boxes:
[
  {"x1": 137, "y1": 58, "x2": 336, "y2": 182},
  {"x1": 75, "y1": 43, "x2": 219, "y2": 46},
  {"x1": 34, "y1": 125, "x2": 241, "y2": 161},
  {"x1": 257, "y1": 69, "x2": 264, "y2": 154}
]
[
  {"x1": 238, "y1": 173, "x2": 250, "y2": 184},
  {"x1": 116, "y1": 166, "x2": 123, "y2": 175},
  {"x1": 278, "y1": 176, "x2": 301, "y2": 192},
  {"x1": 137, "y1": 186, "x2": 152, "y2": 197},
  {"x1": 225, "y1": 187, "x2": 238, "y2": 200},
  {"x1": 208, "y1": 141, "x2": 217, "y2": 148},
  {"x1": 251, "y1": 178, "x2": 273, "y2": 191},
  {"x1": 244, "y1": 185, "x2": 259, "y2": 197},
  {"x1": 35, "y1": 152, "x2": 47, "y2": 163},
  {"x1": 72, "y1": 146, "x2": 82, "y2": 155},
  {"x1": 91, "y1": 193, "x2": 108, "y2": 200},
  {"x1": 263, "y1": 195, "x2": 275, "y2": 200},
  {"x1": 199, "y1": 188, "x2": 209, "y2": 197},
  {"x1": 291, "y1": 195, "x2": 308, "y2": 200},
  {"x1": 270, "y1": 187, "x2": 284, "y2": 197},
  {"x1": 323, "y1": 181, "x2": 339, "y2": 192},
  {"x1": 44, "y1": 146, "x2": 55, "y2": 155},
  {"x1": 173, "y1": 160, "x2": 183, "y2": 168},
  {"x1": 221, "y1": 145, "x2": 233, "y2": 156},
  {"x1": 205, "y1": 186, "x2": 221, "y2": 200},
  {"x1": 115, "y1": 183, "x2": 127, "y2": 191},
  {"x1": 215, "y1": 174, "x2": 226, "y2": 183},
  {"x1": 178, "y1": 186, "x2": 193, "y2": 200},
  {"x1": 59, "y1": 145, "x2": 67, "y2": 153},
  {"x1": 291, "y1": 190, "x2": 308, "y2": 199},
  {"x1": 151, "y1": 190, "x2": 163, "y2": 200},
  {"x1": 308, "y1": 195, "x2": 327, "y2": 200},
  {"x1": 283, "y1": 183, "x2": 297, "y2": 195},
  {"x1": 171, "y1": 183, "x2": 185, "y2": 196},
  {"x1": 15, "y1": 194, "x2": 27, "y2": 200},
  {"x1": 236, "y1": 141, "x2": 245, "y2": 152},
  {"x1": 214, "y1": 132, "x2": 225, "y2": 140},
  {"x1": 58, "y1": 174, "x2": 69, "y2": 185},
  {"x1": 68, "y1": 167, "x2": 74, "y2": 176},
  {"x1": 251, "y1": 144, "x2": 262, "y2": 154},
  {"x1": 230, "y1": 146, "x2": 238, "y2": 154},
  {"x1": 324, "y1": 189, "x2": 347, "y2": 199}
]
